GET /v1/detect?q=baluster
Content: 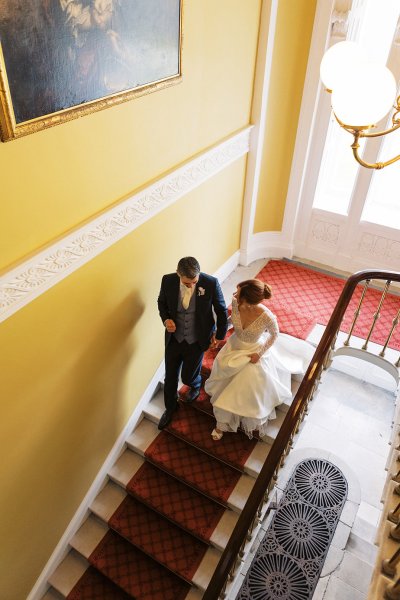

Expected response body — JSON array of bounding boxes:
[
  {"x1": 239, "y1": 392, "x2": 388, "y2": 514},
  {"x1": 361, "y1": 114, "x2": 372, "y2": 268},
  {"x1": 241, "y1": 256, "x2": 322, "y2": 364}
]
[
  {"x1": 362, "y1": 280, "x2": 391, "y2": 350},
  {"x1": 323, "y1": 330, "x2": 339, "y2": 369},
  {"x1": 393, "y1": 471, "x2": 400, "y2": 484},
  {"x1": 390, "y1": 522, "x2": 400, "y2": 542},
  {"x1": 247, "y1": 513, "x2": 258, "y2": 541},
  {"x1": 380, "y1": 309, "x2": 400, "y2": 358},
  {"x1": 384, "y1": 576, "x2": 400, "y2": 600},
  {"x1": 258, "y1": 498, "x2": 264, "y2": 520},
  {"x1": 344, "y1": 279, "x2": 371, "y2": 346},
  {"x1": 389, "y1": 502, "x2": 400, "y2": 524},
  {"x1": 229, "y1": 555, "x2": 240, "y2": 580},
  {"x1": 382, "y1": 546, "x2": 400, "y2": 577},
  {"x1": 219, "y1": 578, "x2": 227, "y2": 599},
  {"x1": 239, "y1": 538, "x2": 246, "y2": 558}
]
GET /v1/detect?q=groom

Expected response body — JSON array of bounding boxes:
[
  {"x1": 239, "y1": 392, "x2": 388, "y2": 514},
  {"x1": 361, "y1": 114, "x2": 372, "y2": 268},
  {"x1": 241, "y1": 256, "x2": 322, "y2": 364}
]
[{"x1": 157, "y1": 256, "x2": 228, "y2": 429}]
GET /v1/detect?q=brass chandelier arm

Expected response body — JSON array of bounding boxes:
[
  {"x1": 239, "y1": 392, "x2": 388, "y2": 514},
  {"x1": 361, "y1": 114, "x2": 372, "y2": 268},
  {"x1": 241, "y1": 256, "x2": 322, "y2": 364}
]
[{"x1": 334, "y1": 113, "x2": 400, "y2": 170}]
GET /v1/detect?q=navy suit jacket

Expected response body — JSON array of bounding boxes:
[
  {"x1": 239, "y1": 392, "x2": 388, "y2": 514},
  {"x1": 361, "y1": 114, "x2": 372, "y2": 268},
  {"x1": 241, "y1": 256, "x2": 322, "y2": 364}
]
[{"x1": 157, "y1": 272, "x2": 228, "y2": 351}]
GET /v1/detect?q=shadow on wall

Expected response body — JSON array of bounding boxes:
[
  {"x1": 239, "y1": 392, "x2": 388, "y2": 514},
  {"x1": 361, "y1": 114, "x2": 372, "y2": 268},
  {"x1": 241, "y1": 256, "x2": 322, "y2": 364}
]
[{"x1": 65, "y1": 291, "x2": 146, "y2": 458}]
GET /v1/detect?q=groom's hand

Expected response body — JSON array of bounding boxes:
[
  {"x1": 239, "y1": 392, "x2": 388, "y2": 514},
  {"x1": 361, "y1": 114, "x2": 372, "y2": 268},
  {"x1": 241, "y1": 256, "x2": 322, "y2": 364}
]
[
  {"x1": 164, "y1": 319, "x2": 176, "y2": 332},
  {"x1": 209, "y1": 335, "x2": 223, "y2": 349}
]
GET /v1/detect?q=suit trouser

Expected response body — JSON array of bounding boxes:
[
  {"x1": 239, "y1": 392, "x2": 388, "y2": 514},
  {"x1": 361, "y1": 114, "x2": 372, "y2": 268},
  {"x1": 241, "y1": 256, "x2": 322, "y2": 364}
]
[{"x1": 164, "y1": 337, "x2": 204, "y2": 411}]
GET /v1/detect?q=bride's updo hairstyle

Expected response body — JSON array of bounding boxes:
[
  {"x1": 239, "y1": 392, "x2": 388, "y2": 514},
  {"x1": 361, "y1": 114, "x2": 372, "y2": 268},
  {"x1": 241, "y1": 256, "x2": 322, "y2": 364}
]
[{"x1": 237, "y1": 279, "x2": 272, "y2": 305}]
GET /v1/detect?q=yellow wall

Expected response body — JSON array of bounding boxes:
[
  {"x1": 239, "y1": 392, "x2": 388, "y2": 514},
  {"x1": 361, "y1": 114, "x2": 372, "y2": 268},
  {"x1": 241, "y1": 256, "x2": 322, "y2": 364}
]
[
  {"x1": 254, "y1": 0, "x2": 317, "y2": 233},
  {"x1": 0, "y1": 1, "x2": 261, "y2": 598}
]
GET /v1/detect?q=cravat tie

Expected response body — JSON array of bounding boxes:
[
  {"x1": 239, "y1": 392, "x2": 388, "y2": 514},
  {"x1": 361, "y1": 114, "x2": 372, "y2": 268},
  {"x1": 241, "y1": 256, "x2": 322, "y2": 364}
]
[{"x1": 182, "y1": 286, "x2": 192, "y2": 309}]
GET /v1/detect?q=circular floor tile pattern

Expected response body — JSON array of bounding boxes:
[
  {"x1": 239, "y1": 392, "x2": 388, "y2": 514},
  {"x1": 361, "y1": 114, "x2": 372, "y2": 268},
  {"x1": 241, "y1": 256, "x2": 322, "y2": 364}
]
[{"x1": 237, "y1": 459, "x2": 348, "y2": 600}]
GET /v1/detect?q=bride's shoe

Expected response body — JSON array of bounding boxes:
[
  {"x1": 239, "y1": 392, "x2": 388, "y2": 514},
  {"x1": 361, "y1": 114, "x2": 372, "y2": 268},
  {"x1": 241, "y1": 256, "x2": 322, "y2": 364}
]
[{"x1": 211, "y1": 428, "x2": 223, "y2": 441}]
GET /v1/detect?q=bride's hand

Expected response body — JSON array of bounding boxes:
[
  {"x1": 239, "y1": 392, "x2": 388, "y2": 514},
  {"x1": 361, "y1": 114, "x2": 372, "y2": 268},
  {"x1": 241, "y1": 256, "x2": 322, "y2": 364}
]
[{"x1": 248, "y1": 353, "x2": 260, "y2": 363}]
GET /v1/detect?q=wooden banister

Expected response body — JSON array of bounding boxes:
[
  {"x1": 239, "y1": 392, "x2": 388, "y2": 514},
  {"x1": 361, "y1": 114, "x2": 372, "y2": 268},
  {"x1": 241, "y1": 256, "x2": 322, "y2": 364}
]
[{"x1": 203, "y1": 269, "x2": 400, "y2": 600}]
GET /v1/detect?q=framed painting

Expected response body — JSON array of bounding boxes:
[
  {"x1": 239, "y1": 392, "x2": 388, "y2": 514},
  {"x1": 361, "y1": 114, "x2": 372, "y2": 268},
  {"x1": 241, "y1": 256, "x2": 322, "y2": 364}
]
[{"x1": 0, "y1": 0, "x2": 182, "y2": 141}]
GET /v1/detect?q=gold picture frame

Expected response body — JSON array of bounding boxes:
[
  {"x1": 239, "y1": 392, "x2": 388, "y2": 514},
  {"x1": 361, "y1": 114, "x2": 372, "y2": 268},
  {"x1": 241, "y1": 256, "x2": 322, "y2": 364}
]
[{"x1": 0, "y1": 0, "x2": 182, "y2": 142}]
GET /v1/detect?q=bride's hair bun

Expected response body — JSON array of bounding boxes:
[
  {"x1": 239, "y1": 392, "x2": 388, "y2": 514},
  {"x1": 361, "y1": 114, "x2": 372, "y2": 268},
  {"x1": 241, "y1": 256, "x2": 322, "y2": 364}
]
[
  {"x1": 237, "y1": 278, "x2": 272, "y2": 305},
  {"x1": 263, "y1": 283, "x2": 272, "y2": 300}
]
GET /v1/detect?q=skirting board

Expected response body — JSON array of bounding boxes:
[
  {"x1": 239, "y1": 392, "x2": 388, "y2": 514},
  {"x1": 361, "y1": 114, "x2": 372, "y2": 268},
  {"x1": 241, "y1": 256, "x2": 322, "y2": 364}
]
[
  {"x1": 240, "y1": 232, "x2": 293, "y2": 266},
  {"x1": 26, "y1": 249, "x2": 240, "y2": 600}
]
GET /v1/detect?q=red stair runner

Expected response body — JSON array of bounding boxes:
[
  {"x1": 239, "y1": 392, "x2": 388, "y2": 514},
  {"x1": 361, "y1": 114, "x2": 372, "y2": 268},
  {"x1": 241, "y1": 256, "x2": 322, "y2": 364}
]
[
  {"x1": 89, "y1": 530, "x2": 190, "y2": 600},
  {"x1": 167, "y1": 402, "x2": 257, "y2": 469},
  {"x1": 180, "y1": 384, "x2": 213, "y2": 414},
  {"x1": 109, "y1": 494, "x2": 208, "y2": 581},
  {"x1": 67, "y1": 566, "x2": 132, "y2": 600},
  {"x1": 145, "y1": 431, "x2": 242, "y2": 503},
  {"x1": 126, "y1": 461, "x2": 225, "y2": 541}
]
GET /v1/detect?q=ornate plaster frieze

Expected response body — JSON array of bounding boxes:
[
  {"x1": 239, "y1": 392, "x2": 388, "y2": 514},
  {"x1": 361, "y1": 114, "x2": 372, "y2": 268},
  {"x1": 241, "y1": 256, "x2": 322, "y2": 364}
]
[
  {"x1": 0, "y1": 127, "x2": 252, "y2": 323},
  {"x1": 311, "y1": 220, "x2": 340, "y2": 245},
  {"x1": 358, "y1": 233, "x2": 400, "y2": 262}
]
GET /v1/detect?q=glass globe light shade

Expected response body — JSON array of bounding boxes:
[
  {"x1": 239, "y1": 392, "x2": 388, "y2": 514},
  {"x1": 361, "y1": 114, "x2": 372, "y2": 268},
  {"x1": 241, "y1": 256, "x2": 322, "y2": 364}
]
[
  {"x1": 320, "y1": 41, "x2": 364, "y2": 91},
  {"x1": 331, "y1": 61, "x2": 396, "y2": 127}
]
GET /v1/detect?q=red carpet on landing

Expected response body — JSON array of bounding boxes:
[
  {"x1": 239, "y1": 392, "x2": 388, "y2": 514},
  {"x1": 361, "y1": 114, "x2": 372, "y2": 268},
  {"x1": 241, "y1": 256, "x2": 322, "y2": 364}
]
[{"x1": 257, "y1": 260, "x2": 400, "y2": 350}]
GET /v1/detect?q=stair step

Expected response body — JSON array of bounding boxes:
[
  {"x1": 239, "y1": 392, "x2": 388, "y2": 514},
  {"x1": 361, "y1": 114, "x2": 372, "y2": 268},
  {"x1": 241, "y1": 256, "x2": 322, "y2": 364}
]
[
  {"x1": 48, "y1": 551, "x2": 130, "y2": 599},
  {"x1": 108, "y1": 455, "x2": 239, "y2": 549},
  {"x1": 70, "y1": 516, "x2": 193, "y2": 598},
  {"x1": 346, "y1": 532, "x2": 379, "y2": 566},
  {"x1": 130, "y1": 424, "x2": 255, "y2": 510},
  {"x1": 263, "y1": 410, "x2": 287, "y2": 444},
  {"x1": 48, "y1": 551, "x2": 203, "y2": 600},
  {"x1": 145, "y1": 394, "x2": 272, "y2": 477},
  {"x1": 42, "y1": 589, "x2": 64, "y2": 600},
  {"x1": 166, "y1": 402, "x2": 258, "y2": 471},
  {"x1": 90, "y1": 489, "x2": 218, "y2": 586},
  {"x1": 122, "y1": 433, "x2": 255, "y2": 513}
]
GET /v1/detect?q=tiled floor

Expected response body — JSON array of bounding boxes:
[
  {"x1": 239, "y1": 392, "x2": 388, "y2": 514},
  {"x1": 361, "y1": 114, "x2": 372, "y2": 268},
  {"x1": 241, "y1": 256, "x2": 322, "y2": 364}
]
[{"x1": 219, "y1": 259, "x2": 397, "y2": 600}]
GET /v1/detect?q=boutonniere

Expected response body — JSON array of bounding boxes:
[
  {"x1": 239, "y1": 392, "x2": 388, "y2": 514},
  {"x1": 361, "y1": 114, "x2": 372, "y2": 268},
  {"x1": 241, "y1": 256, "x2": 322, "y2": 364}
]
[{"x1": 197, "y1": 287, "x2": 206, "y2": 296}]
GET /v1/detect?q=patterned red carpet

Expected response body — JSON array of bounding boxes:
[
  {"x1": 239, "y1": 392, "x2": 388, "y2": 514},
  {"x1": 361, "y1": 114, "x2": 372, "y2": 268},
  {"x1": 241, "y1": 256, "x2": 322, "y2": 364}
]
[
  {"x1": 109, "y1": 495, "x2": 208, "y2": 581},
  {"x1": 126, "y1": 461, "x2": 225, "y2": 541},
  {"x1": 89, "y1": 530, "x2": 190, "y2": 600},
  {"x1": 67, "y1": 566, "x2": 132, "y2": 600},
  {"x1": 145, "y1": 430, "x2": 242, "y2": 503},
  {"x1": 257, "y1": 260, "x2": 400, "y2": 350},
  {"x1": 166, "y1": 401, "x2": 257, "y2": 469}
]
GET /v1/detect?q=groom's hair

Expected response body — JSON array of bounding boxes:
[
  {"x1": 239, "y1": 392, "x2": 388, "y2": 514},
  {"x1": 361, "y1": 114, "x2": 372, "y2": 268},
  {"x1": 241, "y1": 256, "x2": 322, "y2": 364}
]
[{"x1": 177, "y1": 257, "x2": 201, "y2": 279}]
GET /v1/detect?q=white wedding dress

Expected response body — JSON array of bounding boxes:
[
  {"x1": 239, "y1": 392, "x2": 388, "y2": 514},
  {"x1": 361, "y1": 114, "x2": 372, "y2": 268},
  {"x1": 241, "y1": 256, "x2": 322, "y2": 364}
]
[{"x1": 204, "y1": 297, "x2": 314, "y2": 438}]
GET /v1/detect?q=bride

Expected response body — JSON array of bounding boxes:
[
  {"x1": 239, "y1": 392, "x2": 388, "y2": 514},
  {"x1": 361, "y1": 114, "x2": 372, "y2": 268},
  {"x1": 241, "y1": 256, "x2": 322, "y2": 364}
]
[{"x1": 204, "y1": 279, "x2": 313, "y2": 441}]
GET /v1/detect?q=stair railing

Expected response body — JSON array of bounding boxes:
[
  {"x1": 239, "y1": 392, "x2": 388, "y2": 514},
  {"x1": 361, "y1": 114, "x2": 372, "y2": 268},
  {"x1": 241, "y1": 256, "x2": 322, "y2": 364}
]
[{"x1": 203, "y1": 269, "x2": 400, "y2": 600}]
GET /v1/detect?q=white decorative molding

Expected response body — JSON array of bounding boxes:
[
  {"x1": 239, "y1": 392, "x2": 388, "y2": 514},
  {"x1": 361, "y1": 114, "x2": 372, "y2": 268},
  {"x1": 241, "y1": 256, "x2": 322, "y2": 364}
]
[
  {"x1": 311, "y1": 220, "x2": 340, "y2": 246},
  {"x1": 358, "y1": 233, "x2": 400, "y2": 263},
  {"x1": 331, "y1": 10, "x2": 350, "y2": 39},
  {"x1": 0, "y1": 127, "x2": 251, "y2": 324}
]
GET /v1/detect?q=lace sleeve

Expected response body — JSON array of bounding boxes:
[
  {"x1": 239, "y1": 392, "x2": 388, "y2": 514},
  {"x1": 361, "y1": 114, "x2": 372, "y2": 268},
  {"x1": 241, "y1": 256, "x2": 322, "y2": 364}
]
[{"x1": 257, "y1": 309, "x2": 279, "y2": 356}]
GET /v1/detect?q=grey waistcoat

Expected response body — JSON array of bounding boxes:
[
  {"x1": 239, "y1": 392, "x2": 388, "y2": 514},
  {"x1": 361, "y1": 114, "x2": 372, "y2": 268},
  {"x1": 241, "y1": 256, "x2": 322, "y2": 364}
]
[{"x1": 174, "y1": 289, "x2": 197, "y2": 344}]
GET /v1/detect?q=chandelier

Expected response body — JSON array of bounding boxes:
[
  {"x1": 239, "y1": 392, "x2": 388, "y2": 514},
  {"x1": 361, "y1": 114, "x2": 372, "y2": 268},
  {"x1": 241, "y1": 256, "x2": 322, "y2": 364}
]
[{"x1": 320, "y1": 41, "x2": 400, "y2": 170}]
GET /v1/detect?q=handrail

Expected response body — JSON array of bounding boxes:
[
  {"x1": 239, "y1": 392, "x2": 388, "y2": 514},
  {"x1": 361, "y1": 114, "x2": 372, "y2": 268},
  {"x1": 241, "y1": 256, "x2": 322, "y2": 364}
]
[{"x1": 203, "y1": 269, "x2": 400, "y2": 599}]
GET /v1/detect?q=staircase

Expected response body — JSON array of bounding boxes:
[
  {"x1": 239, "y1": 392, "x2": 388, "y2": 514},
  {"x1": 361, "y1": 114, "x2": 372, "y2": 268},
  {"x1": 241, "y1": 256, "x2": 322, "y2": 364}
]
[{"x1": 41, "y1": 368, "x2": 302, "y2": 600}]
